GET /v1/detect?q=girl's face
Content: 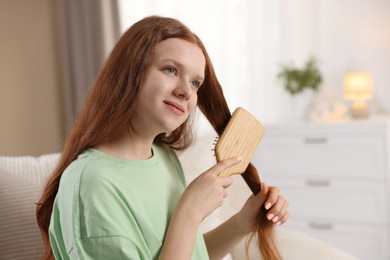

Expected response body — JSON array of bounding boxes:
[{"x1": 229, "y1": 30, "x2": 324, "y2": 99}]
[{"x1": 134, "y1": 38, "x2": 206, "y2": 137}]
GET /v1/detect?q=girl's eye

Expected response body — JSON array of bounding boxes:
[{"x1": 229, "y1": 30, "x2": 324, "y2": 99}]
[
  {"x1": 164, "y1": 67, "x2": 177, "y2": 75},
  {"x1": 191, "y1": 81, "x2": 202, "y2": 89}
]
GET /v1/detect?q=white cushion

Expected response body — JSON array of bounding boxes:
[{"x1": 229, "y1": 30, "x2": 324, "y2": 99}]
[
  {"x1": 232, "y1": 227, "x2": 359, "y2": 260},
  {"x1": 0, "y1": 153, "x2": 60, "y2": 259}
]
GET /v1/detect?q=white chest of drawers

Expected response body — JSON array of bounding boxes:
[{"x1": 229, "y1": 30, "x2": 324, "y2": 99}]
[{"x1": 253, "y1": 118, "x2": 390, "y2": 260}]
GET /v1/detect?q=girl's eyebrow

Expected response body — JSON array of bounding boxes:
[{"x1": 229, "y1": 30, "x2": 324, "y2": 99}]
[
  {"x1": 160, "y1": 58, "x2": 184, "y2": 69},
  {"x1": 160, "y1": 58, "x2": 204, "y2": 82}
]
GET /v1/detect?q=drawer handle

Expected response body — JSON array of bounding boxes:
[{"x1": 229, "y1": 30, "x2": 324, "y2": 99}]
[
  {"x1": 306, "y1": 179, "x2": 331, "y2": 187},
  {"x1": 304, "y1": 137, "x2": 328, "y2": 144},
  {"x1": 309, "y1": 222, "x2": 334, "y2": 230}
]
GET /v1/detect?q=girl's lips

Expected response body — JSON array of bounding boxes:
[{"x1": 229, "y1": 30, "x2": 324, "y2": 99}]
[{"x1": 164, "y1": 101, "x2": 185, "y2": 115}]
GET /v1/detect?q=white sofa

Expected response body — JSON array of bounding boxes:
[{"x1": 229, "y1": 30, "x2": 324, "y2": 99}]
[{"x1": 0, "y1": 140, "x2": 358, "y2": 259}]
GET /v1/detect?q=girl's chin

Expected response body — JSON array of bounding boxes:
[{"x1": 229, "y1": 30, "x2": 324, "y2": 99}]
[
  {"x1": 158, "y1": 125, "x2": 182, "y2": 134},
  {"x1": 158, "y1": 118, "x2": 187, "y2": 133}
]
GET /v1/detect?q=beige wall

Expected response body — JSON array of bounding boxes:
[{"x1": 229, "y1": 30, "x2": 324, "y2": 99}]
[{"x1": 0, "y1": 0, "x2": 64, "y2": 156}]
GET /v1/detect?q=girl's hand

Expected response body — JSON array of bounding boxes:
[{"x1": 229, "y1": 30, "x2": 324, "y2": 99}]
[
  {"x1": 177, "y1": 156, "x2": 242, "y2": 223},
  {"x1": 236, "y1": 182, "x2": 289, "y2": 234}
]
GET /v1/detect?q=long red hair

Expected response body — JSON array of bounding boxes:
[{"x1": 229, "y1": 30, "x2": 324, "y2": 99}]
[{"x1": 36, "y1": 15, "x2": 280, "y2": 260}]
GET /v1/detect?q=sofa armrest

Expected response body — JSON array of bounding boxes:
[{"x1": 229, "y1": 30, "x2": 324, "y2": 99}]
[{"x1": 0, "y1": 153, "x2": 60, "y2": 259}]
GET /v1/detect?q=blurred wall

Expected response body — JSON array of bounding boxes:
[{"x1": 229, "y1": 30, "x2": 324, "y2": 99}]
[
  {"x1": 0, "y1": 0, "x2": 64, "y2": 156},
  {"x1": 119, "y1": 0, "x2": 390, "y2": 123}
]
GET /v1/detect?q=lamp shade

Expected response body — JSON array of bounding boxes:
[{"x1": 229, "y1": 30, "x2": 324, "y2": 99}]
[{"x1": 343, "y1": 72, "x2": 373, "y2": 100}]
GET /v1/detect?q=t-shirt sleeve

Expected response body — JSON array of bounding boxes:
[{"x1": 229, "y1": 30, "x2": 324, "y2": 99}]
[{"x1": 70, "y1": 236, "x2": 140, "y2": 260}]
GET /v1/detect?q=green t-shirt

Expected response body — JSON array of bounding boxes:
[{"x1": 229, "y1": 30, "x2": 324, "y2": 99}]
[{"x1": 49, "y1": 144, "x2": 209, "y2": 259}]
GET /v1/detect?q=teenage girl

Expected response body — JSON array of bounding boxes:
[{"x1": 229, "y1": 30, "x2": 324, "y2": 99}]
[{"x1": 37, "y1": 16, "x2": 289, "y2": 260}]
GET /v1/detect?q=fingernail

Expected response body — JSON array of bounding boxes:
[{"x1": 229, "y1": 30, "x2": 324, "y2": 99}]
[
  {"x1": 267, "y1": 213, "x2": 274, "y2": 220},
  {"x1": 272, "y1": 216, "x2": 279, "y2": 223},
  {"x1": 265, "y1": 202, "x2": 271, "y2": 210},
  {"x1": 276, "y1": 221, "x2": 281, "y2": 226},
  {"x1": 237, "y1": 156, "x2": 243, "y2": 161}
]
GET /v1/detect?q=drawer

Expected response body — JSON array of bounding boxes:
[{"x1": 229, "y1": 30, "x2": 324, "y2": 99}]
[
  {"x1": 254, "y1": 133, "x2": 386, "y2": 180},
  {"x1": 285, "y1": 220, "x2": 389, "y2": 260},
  {"x1": 263, "y1": 178, "x2": 388, "y2": 224}
]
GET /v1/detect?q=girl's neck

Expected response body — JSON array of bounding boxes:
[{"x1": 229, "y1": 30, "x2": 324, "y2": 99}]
[{"x1": 95, "y1": 132, "x2": 154, "y2": 160}]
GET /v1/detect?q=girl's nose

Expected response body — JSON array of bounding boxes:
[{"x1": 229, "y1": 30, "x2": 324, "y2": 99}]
[{"x1": 174, "y1": 80, "x2": 192, "y2": 100}]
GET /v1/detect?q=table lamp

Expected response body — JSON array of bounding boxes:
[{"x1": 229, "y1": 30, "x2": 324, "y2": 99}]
[{"x1": 343, "y1": 72, "x2": 373, "y2": 118}]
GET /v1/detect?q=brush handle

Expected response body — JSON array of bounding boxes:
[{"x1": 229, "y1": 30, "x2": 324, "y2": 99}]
[{"x1": 241, "y1": 163, "x2": 262, "y2": 195}]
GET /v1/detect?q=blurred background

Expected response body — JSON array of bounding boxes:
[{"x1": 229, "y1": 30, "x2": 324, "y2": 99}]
[
  {"x1": 1, "y1": 1, "x2": 390, "y2": 259},
  {"x1": 1, "y1": 0, "x2": 389, "y2": 155}
]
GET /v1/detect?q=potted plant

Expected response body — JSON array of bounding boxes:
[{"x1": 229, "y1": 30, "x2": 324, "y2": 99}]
[
  {"x1": 277, "y1": 56, "x2": 323, "y2": 120},
  {"x1": 277, "y1": 56, "x2": 322, "y2": 95}
]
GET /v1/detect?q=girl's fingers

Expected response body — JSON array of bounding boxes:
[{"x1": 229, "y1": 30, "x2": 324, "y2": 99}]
[
  {"x1": 251, "y1": 182, "x2": 269, "y2": 207},
  {"x1": 264, "y1": 186, "x2": 280, "y2": 210},
  {"x1": 277, "y1": 200, "x2": 289, "y2": 218},
  {"x1": 222, "y1": 177, "x2": 233, "y2": 188},
  {"x1": 266, "y1": 194, "x2": 290, "y2": 226},
  {"x1": 259, "y1": 184, "x2": 290, "y2": 225},
  {"x1": 223, "y1": 188, "x2": 228, "y2": 198},
  {"x1": 210, "y1": 156, "x2": 242, "y2": 176},
  {"x1": 275, "y1": 211, "x2": 290, "y2": 226},
  {"x1": 261, "y1": 182, "x2": 269, "y2": 193}
]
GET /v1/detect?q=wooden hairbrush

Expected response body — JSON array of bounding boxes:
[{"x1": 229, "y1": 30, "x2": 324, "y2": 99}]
[{"x1": 215, "y1": 107, "x2": 264, "y2": 177}]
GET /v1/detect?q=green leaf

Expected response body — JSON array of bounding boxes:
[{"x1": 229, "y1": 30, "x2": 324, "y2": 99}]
[{"x1": 277, "y1": 56, "x2": 322, "y2": 95}]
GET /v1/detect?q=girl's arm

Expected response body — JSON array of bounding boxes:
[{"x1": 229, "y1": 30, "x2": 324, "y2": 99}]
[
  {"x1": 204, "y1": 184, "x2": 289, "y2": 260},
  {"x1": 158, "y1": 157, "x2": 241, "y2": 260},
  {"x1": 158, "y1": 204, "x2": 202, "y2": 260},
  {"x1": 203, "y1": 213, "x2": 248, "y2": 259}
]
